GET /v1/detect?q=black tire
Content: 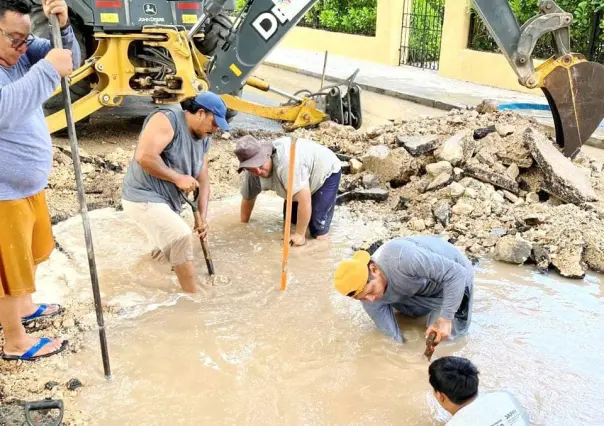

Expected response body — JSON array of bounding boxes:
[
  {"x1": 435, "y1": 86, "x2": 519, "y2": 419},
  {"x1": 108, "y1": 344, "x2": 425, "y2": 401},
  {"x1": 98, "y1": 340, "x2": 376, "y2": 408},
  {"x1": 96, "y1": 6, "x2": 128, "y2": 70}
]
[
  {"x1": 195, "y1": 12, "x2": 241, "y2": 123},
  {"x1": 30, "y1": 10, "x2": 91, "y2": 121},
  {"x1": 195, "y1": 11, "x2": 234, "y2": 56}
]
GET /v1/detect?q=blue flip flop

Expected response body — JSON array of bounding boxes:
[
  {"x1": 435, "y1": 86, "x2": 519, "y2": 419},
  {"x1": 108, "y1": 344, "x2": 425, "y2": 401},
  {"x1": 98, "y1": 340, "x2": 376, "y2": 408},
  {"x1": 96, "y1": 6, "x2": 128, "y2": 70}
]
[
  {"x1": 21, "y1": 304, "x2": 63, "y2": 324},
  {"x1": 1, "y1": 337, "x2": 69, "y2": 361}
]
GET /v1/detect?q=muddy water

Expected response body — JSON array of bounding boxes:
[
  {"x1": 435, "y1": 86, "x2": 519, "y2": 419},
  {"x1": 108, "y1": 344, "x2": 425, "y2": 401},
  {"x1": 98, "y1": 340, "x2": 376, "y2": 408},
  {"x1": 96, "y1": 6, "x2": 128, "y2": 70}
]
[{"x1": 48, "y1": 196, "x2": 604, "y2": 426}]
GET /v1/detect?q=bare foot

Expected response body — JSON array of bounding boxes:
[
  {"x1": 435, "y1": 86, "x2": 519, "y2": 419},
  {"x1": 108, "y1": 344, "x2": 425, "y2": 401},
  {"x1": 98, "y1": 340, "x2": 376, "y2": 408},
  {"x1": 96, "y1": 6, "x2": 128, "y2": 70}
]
[
  {"x1": 315, "y1": 233, "x2": 330, "y2": 241},
  {"x1": 3, "y1": 335, "x2": 65, "y2": 358}
]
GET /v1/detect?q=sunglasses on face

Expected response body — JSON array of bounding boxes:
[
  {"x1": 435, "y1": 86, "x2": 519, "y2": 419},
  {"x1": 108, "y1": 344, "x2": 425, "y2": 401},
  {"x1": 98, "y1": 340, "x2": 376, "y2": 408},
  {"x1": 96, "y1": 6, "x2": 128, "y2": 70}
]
[{"x1": 1, "y1": 28, "x2": 34, "y2": 50}]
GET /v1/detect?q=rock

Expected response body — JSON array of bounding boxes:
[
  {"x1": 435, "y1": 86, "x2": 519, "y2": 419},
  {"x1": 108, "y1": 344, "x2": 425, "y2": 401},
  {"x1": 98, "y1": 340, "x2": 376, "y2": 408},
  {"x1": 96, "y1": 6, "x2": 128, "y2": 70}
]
[
  {"x1": 395, "y1": 196, "x2": 410, "y2": 211},
  {"x1": 484, "y1": 132, "x2": 533, "y2": 168},
  {"x1": 397, "y1": 134, "x2": 440, "y2": 156},
  {"x1": 449, "y1": 182, "x2": 465, "y2": 198},
  {"x1": 476, "y1": 99, "x2": 499, "y2": 114},
  {"x1": 335, "y1": 153, "x2": 352, "y2": 162},
  {"x1": 362, "y1": 174, "x2": 380, "y2": 189},
  {"x1": 452, "y1": 201, "x2": 474, "y2": 215},
  {"x1": 434, "y1": 131, "x2": 468, "y2": 166},
  {"x1": 452, "y1": 168, "x2": 464, "y2": 181},
  {"x1": 483, "y1": 235, "x2": 499, "y2": 247},
  {"x1": 494, "y1": 235, "x2": 532, "y2": 264},
  {"x1": 426, "y1": 161, "x2": 453, "y2": 177},
  {"x1": 583, "y1": 231, "x2": 604, "y2": 273},
  {"x1": 496, "y1": 124, "x2": 515, "y2": 137},
  {"x1": 530, "y1": 244, "x2": 551, "y2": 273},
  {"x1": 62, "y1": 318, "x2": 75, "y2": 329},
  {"x1": 427, "y1": 173, "x2": 452, "y2": 191},
  {"x1": 340, "y1": 161, "x2": 351, "y2": 174},
  {"x1": 491, "y1": 191, "x2": 504, "y2": 203},
  {"x1": 473, "y1": 125, "x2": 496, "y2": 140},
  {"x1": 362, "y1": 146, "x2": 422, "y2": 184},
  {"x1": 490, "y1": 227, "x2": 507, "y2": 237},
  {"x1": 66, "y1": 378, "x2": 83, "y2": 391},
  {"x1": 221, "y1": 132, "x2": 232, "y2": 140},
  {"x1": 349, "y1": 158, "x2": 363, "y2": 174},
  {"x1": 506, "y1": 163, "x2": 520, "y2": 180},
  {"x1": 464, "y1": 160, "x2": 519, "y2": 193},
  {"x1": 336, "y1": 188, "x2": 389, "y2": 205},
  {"x1": 365, "y1": 125, "x2": 384, "y2": 138},
  {"x1": 81, "y1": 163, "x2": 95, "y2": 174},
  {"x1": 526, "y1": 192, "x2": 540, "y2": 203},
  {"x1": 410, "y1": 219, "x2": 426, "y2": 231},
  {"x1": 432, "y1": 200, "x2": 452, "y2": 226},
  {"x1": 45, "y1": 381, "x2": 60, "y2": 390},
  {"x1": 476, "y1": 147, "x2": 496, "y2": 167},
  {"x1": 552, "y1": 244, "x2": 585, "y2": 279},
  {"x1": 524, "y1": 128, "x2": 598, "y2": 204},
  {"x1": 503, "y1": 190, "x2": 519, "y2": 203},
  {"x1": 464, "y1": 187, "x2": 477, "y2": 199}
]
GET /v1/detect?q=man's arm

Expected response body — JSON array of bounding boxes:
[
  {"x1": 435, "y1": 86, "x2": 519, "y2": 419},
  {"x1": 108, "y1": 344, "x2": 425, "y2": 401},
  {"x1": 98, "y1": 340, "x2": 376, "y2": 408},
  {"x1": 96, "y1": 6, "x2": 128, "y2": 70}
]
[
  {"x1": 0, "y1": 61, "x2": 60, "y2": 129},
  {"x1": 292, "y1": 185, "x2": 312, "y2": 236},
  {"x1": 240, "y1": 173, "x2": 261, "y2": 222},
  {"x1": 27, "y1": 26, "x2": 81, "y2": 69},
  {"x1": 134, "y1": 112, "x2": 193, "y2": 190},
  {"x1": 197, "y1": 156, "x2": 210, "y2": 221},
  {"x1": 241, "y1": 198, "x2": 256, "y2": 223},
  {"x1": 361, "y1": 301, "x2": 404, "y2": 344}
]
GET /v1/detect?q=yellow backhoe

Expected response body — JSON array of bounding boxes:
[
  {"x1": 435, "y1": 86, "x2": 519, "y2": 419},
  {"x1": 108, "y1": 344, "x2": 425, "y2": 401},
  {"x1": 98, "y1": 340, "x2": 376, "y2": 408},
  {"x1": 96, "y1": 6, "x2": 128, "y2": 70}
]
[{"x1": 39, "y1": 0, "x2": 604, "y2": 158}]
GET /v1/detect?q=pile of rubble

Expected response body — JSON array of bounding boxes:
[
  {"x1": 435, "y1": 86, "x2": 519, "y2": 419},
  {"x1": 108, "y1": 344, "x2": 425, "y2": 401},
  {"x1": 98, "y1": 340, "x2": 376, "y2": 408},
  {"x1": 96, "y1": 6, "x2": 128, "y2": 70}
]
[{"x1": 295, "y1": 107, "x2": 604, "y2": 279}]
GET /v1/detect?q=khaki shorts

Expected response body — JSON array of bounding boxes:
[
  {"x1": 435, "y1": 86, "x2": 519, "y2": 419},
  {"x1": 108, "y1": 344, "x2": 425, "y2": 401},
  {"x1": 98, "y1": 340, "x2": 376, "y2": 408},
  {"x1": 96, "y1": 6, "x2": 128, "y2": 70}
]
[
  {"x1": 0, "y1": 190, "x2": 54, "y2": 297},
  {"x1": 122, "y1": 199, "x2": 194, "y2": 266}
]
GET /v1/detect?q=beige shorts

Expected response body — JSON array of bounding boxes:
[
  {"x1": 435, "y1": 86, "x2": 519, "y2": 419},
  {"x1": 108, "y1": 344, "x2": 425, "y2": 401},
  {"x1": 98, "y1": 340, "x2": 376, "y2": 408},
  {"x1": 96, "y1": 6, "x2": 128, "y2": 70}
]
[{"x1": 122, "y1": 199, "x2": 194, "y2": 266}]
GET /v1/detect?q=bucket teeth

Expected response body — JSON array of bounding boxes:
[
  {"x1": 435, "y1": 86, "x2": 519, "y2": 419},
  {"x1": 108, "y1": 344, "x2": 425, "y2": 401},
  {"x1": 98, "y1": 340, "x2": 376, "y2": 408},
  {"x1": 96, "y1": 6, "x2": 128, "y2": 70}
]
[{"x1": 539, "y1": 55, "x2": 604, "y2": 158}]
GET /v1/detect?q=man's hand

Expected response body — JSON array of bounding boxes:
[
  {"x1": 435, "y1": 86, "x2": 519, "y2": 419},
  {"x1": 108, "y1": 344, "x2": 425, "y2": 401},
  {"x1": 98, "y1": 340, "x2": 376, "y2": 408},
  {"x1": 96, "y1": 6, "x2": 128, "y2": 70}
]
[
  {"x1": 175, "y1": 175, "x2": 199, "y2": 193},
  {"x1": 43, "y1": 0, "x2": 69, "y2": 28},
  {"x1": 45, "y1": 48, "x2": 73, "y2": 77},
  {"x1": 195, "y1": 221, "x2": 209, "y2": 240},
  {"x1": 290, "y1": 233, "x2": 306, "y2": 247},
  {"x1": 426, "y1": 317, "x2": 452, "y2": 344}
]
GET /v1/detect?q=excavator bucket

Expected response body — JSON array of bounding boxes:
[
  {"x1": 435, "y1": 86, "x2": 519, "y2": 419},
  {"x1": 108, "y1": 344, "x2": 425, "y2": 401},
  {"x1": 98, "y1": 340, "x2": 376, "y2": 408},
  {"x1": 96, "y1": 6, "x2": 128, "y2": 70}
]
[{"x1": 539, "y1": 54, "x2": 604, "y2": 158}]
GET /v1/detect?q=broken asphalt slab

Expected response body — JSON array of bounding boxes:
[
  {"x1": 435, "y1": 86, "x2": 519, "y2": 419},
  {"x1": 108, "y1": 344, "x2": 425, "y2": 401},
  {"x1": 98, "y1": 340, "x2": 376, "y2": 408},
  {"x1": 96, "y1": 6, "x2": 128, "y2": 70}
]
[{"x1": 524, "y1": 128, "x2": 598, "y2": 204}]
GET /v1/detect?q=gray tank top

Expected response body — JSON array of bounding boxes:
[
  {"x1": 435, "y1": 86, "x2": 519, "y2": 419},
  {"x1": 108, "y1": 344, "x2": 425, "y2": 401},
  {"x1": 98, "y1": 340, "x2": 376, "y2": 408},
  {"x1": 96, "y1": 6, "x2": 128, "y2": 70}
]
[{"x1": 122, "y1": 104, "x2": 211, "y2": 213}]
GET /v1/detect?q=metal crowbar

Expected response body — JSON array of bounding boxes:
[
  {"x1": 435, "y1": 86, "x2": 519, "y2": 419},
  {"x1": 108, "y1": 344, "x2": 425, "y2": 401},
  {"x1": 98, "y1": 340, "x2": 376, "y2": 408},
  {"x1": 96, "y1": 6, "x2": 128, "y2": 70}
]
[{"x1": 49, "y1": 14, "x2": 111, "y2": 380}]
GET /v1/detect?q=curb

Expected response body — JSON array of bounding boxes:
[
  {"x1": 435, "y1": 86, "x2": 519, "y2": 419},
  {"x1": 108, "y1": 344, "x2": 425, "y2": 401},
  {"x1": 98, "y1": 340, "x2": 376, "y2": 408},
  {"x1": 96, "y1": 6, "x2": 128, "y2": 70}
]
[{"x1": 264, "y1": 61, "x2": 604, "y2": 149}]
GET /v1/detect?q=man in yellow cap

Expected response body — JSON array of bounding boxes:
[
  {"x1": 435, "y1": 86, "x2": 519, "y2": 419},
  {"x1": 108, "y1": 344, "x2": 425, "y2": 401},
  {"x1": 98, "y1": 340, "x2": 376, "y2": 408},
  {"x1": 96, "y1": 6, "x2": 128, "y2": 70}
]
[{"x1": 333, "y1": 236, "x2": 474, "y2": 345}]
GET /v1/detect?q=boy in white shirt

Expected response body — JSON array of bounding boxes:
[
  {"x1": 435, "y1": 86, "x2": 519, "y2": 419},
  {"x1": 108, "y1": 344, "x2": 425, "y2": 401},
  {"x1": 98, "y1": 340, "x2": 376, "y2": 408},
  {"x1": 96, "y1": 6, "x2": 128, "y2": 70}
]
[{"x1": 429, "y1": 356, "x2": 531, "y2": 425}]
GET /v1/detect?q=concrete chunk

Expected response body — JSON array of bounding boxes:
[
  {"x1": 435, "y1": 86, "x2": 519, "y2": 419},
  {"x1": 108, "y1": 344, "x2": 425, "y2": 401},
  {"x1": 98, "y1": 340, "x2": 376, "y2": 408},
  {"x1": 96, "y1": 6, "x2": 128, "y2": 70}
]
[
  {"x1": 336, "y1": 188, "x2": 389, "y2": 205},
  {"x1": 427, "y1": 172, "x2": 452, "y2": 191},
  {"x1": 426, "y1": 161, "x2": 453, "y2": 177},
  {"x1": 464, "y1": 159, "x2": 519, "y2": 193},
  {"x1": 524, "y1": 128, "x2": 598, "y2": 204},
  {"x1": 397, "y1": 135, "x2": 440, "y2": 156},
  {"x1": 349, "y1": 158, "x2": 363, "y2": 174},
  {"x1": 434, "y1": 131, "x2": 468, "y2": 166}
]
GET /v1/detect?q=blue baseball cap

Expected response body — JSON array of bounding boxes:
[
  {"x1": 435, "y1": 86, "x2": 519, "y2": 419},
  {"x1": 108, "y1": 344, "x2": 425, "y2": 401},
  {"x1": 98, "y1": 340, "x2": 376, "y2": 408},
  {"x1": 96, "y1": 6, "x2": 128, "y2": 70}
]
[{"x1": 193, "y1": 91, "x2": 230, "y2": 131}]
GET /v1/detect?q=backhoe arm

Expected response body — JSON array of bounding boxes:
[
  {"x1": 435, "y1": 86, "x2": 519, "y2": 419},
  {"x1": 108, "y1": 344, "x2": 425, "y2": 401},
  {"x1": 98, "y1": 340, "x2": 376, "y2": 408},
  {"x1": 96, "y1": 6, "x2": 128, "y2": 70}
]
[
  {"x1": 471, "y1": 0, "x2": 604, "y2": 159},
  {"x1": 205, "y1": 0, "x2": 321, "y2": 94}
]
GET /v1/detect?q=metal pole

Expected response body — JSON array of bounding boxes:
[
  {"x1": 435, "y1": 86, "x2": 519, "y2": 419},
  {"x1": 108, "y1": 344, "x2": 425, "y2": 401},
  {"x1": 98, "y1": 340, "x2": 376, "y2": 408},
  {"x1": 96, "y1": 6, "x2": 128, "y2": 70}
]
[
  {"x1": 320, "y1": 51, "x2": 328, "y2": 91},
  {"x1": 50, "y1": 15, "x2": 111, "y2": 380},
  {"x1": 280, "y1": 137, "x2": 297, "y2": 292}
]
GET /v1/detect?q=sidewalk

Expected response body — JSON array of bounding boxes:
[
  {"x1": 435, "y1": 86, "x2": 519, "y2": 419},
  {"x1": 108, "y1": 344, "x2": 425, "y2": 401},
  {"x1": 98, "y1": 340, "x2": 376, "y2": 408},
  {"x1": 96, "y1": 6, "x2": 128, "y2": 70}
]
[{"x1": 264, "y1": 47, "x2": 604, "y2": 145}]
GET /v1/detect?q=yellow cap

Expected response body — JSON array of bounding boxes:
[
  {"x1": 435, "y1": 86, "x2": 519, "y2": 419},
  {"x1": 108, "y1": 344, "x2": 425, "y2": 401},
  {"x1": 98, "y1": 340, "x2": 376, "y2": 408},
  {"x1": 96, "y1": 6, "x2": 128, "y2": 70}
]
[{"x1": 333, "y1": 250, "x2": 371, "y2": 297}]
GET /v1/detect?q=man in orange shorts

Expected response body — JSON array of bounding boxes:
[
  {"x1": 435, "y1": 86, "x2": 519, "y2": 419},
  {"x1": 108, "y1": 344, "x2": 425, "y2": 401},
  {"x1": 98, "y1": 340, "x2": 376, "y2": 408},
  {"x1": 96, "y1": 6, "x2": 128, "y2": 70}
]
[{"x1": 0, "y1": 0, "x2": 80, "y2": 360}]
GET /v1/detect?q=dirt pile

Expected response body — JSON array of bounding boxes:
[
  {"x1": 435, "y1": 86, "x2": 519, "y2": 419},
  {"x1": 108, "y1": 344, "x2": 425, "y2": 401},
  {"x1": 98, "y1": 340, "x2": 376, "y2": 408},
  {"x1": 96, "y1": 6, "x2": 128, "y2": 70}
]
[{"x1": 293, "y1": 108, "x2": 604, "y2": 279}]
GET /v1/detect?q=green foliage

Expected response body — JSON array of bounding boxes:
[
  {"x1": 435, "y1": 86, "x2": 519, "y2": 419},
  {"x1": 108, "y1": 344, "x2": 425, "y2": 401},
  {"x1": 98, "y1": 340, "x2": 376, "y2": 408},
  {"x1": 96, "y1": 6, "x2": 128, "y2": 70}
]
[
  {"x1": 469, "y1": 0, "x2": 604, "y2": 61},
  {"x1": 300, "y1": 0, "x2": 378, "y2": 36}
]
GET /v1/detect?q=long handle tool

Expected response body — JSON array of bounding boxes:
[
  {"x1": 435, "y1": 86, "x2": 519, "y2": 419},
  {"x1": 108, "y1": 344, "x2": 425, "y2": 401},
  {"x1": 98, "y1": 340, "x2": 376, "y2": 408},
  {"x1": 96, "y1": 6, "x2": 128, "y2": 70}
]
[
  {"x1": 50, "y1": 14, "x2": 111, "y2": 380},
  {"x1": 180, "y1": 188, "x2": 215, "y2": 276},
  {"x1": 280, "y1": 137, "x2": 297, "y2": 291}
]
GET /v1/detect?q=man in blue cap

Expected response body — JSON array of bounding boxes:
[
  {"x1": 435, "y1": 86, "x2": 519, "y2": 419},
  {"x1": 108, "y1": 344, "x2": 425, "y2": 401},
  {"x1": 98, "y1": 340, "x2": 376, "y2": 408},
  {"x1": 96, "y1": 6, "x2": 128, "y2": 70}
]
[{"x1": 121, "y1": 92, "x2": 230, "y2": 293}]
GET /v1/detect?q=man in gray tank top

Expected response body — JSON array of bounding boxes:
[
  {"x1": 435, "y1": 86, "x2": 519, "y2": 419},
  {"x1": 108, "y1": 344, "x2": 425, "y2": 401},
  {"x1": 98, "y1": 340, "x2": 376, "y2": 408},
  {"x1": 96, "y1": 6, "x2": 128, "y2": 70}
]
[{"x1": 121, "y1": 91, "x2": 229, "y2": 293}]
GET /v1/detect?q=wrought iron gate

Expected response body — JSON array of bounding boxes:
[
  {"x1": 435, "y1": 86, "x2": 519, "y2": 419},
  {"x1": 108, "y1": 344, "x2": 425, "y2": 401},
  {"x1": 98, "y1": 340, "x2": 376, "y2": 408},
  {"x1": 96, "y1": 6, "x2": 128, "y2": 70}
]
[
  {"x1": 588, "y1": 11, "x2": 603, "y2": 64},
  {"x1": 399, "y1": 0, "x2": 446, "y2": 70}
]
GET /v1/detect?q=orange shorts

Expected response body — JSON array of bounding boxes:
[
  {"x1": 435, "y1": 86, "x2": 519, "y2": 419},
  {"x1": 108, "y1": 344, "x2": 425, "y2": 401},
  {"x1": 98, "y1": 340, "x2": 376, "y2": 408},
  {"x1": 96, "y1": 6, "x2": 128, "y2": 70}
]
[{"x1": 0, "y1": 190, "x2": 54, "y2": 297}]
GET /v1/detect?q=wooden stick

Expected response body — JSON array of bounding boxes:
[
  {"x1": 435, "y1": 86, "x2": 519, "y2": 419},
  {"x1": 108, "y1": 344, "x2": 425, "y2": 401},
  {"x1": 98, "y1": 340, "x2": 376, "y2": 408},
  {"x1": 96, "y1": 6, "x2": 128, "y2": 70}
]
[{"x1": 281, "y1": 137, "x2": 298, "y2": 291}]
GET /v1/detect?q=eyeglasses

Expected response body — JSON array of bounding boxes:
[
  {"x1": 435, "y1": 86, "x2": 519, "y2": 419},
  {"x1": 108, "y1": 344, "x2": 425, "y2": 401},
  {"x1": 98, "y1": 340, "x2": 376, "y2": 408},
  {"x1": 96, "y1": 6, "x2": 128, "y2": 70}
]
[{"x1": 1, "y1": 29, "x2": 34, "y2": 50}]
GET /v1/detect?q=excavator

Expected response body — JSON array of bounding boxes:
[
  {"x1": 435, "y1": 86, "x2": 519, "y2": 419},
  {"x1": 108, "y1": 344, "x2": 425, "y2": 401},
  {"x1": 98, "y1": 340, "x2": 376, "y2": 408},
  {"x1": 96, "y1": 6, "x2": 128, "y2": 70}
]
[{"x1": 36, "y1": 0, "x2": 604, "y2": 158}]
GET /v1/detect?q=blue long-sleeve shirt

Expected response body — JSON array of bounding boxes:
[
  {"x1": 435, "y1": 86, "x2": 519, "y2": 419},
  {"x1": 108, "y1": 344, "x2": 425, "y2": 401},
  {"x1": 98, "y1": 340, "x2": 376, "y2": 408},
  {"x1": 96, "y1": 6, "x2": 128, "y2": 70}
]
[
  {"x1": 362, "y1": 236, "x2": 474, "y2": 343},
  {"x1": 0, "y1": 25, "x2": 81, "y2": 200}
]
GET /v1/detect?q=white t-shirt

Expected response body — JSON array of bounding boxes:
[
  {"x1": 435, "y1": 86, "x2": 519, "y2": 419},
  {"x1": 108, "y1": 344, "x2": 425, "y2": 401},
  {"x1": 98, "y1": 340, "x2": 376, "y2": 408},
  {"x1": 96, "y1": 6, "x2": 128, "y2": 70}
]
[{"x1": 446, "y1": 391, "x2": 530, "y2": 426}]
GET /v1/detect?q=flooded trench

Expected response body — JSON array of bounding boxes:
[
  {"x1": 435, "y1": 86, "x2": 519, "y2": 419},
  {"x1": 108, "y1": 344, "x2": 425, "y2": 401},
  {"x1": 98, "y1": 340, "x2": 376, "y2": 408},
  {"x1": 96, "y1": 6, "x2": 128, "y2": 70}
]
[{"x1": 43, "y1": 195, "x2": 604, "y2": 425}]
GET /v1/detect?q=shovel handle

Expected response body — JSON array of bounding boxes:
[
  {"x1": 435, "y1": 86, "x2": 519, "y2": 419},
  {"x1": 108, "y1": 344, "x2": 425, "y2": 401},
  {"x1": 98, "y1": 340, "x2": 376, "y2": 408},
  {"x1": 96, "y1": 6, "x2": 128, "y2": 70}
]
[
  {"x1": 24, "y1": 399, "x2": 64, "y2": 426},
  {"x1": 180, "y1": 188, "x2": 215, "y2": 276}
]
